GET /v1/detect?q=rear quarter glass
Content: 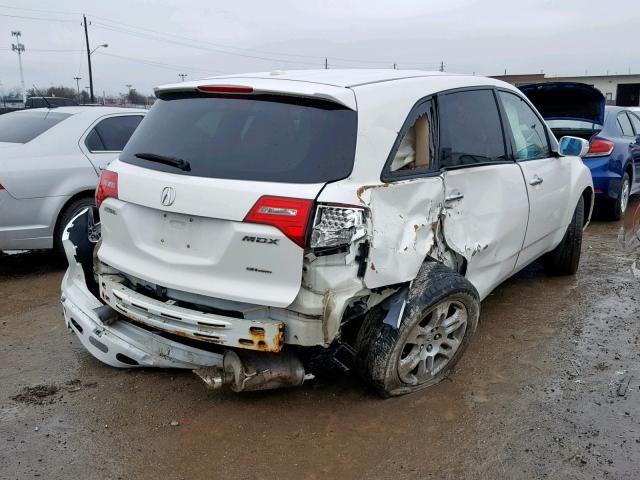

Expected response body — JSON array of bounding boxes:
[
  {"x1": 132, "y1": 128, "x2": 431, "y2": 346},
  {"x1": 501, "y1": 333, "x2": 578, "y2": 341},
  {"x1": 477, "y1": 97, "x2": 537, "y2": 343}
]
[
  {"x1": 0, "y1": 111, "x2": 72, "y2": 143},
  {"x1": 119, "y1": 93, "x2": 358, "y2": 184}
]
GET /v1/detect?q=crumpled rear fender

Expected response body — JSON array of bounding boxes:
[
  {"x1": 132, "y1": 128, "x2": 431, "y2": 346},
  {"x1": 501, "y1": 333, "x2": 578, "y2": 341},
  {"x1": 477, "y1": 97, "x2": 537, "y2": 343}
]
[{"x1": 359, "y1": 177, "x2": 446, "y2": 289}]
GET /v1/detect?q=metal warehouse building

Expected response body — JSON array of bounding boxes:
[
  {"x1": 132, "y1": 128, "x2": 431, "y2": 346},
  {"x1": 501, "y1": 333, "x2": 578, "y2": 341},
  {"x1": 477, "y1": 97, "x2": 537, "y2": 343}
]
[{"x1": 492, "y1": 73, "x2": 640, "y2": 106}]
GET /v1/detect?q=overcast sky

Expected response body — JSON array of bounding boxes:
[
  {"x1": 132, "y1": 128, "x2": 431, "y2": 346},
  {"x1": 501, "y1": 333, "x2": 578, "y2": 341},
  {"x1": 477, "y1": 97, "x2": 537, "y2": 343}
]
[{"x1": 1, "y1": 0, "x2": 638, "y2": 97}]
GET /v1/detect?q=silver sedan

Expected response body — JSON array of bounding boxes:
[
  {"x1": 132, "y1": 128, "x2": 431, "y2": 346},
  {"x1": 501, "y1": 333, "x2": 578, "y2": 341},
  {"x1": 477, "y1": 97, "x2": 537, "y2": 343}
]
[{"x1": 0, "y1": 106, "x2": 145, "y2": 255}]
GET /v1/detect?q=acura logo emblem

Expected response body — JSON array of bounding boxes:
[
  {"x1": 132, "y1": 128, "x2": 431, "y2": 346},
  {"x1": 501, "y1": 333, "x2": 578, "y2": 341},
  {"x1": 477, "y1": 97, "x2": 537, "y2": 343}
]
[{"x1": 160, "y1": 186, "x2": 176, "y2": 206}]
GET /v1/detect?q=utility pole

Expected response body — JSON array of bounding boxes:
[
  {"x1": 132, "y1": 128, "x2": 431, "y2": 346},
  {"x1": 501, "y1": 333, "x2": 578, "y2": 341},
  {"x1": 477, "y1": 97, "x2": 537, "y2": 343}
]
[
  {"x1": 178, "y1": 73, "x2": 187, "y2": 82},
  {"x1": 73, "y1": 76, "x2": 82, "y2": 99},
  {"x1": 83, "y1": 15, "x2": 96, "y2": 103},
  {"x1": 393, "y1": 63, "x2": 397, "y2": 70},
  {"x1": 439, "y1": 60, "x2": 444, "y2": 72},
  {"x1": 11, "y1": 31, "x2": 26, "y2": 104},
  {"x1": 125, "y1": 84, "x2": 132, "y2": 104},
  {"x1": 324, "y1": 58, "x2": 328, "y2": 70}
]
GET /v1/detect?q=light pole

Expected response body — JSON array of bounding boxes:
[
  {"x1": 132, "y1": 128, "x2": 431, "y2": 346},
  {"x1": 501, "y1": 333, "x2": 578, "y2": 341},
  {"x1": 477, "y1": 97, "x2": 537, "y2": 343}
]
[
  {"x1": 86, "y1": 43, "x2": 108, "y2": 103},
  {"x1": 179, "y1": 73, "x2": 187, "y2": 82},
  {"x1": 125, "y1": 84, "x2": 132, "y2": 104},
  {"x1": 73, "y1": 76, "x2": 82, "y2": 100},
  {"x1": 11, "y1": 31, "x2": 26, "y2": 104}
]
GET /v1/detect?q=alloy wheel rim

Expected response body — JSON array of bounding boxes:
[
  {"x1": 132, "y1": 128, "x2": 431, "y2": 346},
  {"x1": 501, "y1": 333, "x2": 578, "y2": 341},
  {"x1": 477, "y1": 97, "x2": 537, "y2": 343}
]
[
  {"x1": 621, "y1": 178, "x2": 630, "y2": 214},
  {"x1": 397, "y1": 299, "x2": 468, "y2": 385}
]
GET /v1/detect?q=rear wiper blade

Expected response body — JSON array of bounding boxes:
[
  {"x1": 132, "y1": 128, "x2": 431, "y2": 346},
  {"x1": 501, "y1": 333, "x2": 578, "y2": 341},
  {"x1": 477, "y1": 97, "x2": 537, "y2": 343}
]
[{"x1": 134, "y1": 152, "x2": 191, "y2": 171}]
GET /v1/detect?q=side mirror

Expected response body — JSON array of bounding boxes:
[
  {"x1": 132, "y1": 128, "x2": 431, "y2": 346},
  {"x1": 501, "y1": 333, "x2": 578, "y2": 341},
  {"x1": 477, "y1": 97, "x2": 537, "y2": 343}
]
[{"x1": 558, "y1": 136, "x2": 589, "y2": 157}]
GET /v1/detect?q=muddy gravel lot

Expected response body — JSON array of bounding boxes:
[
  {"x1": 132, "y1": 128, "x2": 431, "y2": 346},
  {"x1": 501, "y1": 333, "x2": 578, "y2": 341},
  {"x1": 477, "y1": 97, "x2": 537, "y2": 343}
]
[{"x1": 2, "y1": 199, "x2": 640, "y2": 480}]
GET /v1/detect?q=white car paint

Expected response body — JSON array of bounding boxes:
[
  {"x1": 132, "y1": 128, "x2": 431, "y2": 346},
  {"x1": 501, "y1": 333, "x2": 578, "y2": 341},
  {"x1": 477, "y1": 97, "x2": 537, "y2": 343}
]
[
  {"x1": 61, "y1": 69, "x2": 594, "y2": 370},
  {"x1": 0, "y1": 106, "x2": 145, "y2": 250}
]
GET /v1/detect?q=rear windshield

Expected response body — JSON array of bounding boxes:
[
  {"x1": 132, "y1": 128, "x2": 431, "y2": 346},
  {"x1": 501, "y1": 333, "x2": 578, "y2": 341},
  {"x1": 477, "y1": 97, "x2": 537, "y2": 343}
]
[
  {"x1": 119, "y1": 93, "x2": 358, "y2": 183},
  {"x1": 0, "y1": 111, "x2": 72, "y2": 143}
]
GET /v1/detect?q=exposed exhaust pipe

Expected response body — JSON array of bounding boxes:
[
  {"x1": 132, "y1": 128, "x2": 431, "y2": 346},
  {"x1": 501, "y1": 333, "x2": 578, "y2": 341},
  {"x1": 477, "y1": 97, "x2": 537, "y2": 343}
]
[{"x1": 193, "y1": 350, "x2": 310, "y2": 392}]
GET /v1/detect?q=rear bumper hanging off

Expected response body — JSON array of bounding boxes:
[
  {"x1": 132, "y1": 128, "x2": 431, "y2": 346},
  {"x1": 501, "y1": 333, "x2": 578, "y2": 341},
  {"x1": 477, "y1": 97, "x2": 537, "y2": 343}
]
[
  {"x1": 61, "y1": 208, "x2": 223, "y2": 369},
  {"x1": 98, "y1": 274, "x2": 285, "y2": 352}
]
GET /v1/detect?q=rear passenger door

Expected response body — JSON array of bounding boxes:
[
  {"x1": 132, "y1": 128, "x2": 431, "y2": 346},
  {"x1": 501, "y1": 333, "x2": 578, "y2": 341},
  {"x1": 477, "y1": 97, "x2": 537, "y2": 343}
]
[
  {"x1": 496, "y1": 90, "x2": 572, "y2": 269},
  {"x1": 439, "y1": 89, "x2": 530, "y2": 299},
  {"x1": 80, "y1": 114, "x2": 143, "y2": 173}
]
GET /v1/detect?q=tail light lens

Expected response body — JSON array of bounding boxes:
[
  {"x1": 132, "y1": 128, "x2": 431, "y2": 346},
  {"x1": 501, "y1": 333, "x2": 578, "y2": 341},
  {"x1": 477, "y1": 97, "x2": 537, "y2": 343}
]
[
  {"x1": 310, "y1": 205, "x2": 367, "y2": 249},
  {"x1": 0, "y1": 184, "x2": 4, "y2": 191},
  {"x1": 585, "y1": 138, "x2": 614, "y2": 157},
  {"x1": 95, "y1": 170, "x2": 118, "y2": 208},
  {"x1": 244, "y1": 196, "x2": 313, "y2": 248}
]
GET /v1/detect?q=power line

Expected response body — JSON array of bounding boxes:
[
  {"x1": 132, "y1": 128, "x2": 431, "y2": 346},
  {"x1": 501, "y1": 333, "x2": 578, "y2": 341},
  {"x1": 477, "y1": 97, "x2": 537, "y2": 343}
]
[
  {"x1": 0, "y1": 5, "x2": 441, "y2": 67},
  {"x1": 0, "y1": 3, "x2": 80, "y2": 16},
  {"x1": 89, "y1": 14, "x2": 444, "y2": 67},
  {"x1": 92, "y1": 22, "x2": 323, "y2": 67},
  {"x1": 0, "y1": 12, "x2": 77, "y2": 23},
  {"x1": 94, "y1": 51, "x2": 227, "y2": 75},
  {"x1": 31, "y1": 48, "x2": 83, "y2": 52}
]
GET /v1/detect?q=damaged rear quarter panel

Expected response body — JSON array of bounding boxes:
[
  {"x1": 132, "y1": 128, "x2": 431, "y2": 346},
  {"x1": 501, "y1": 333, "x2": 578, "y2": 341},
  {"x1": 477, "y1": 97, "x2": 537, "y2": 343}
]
[{"x1": 362, "y1": 177, "x2": 445, "y2": 289}]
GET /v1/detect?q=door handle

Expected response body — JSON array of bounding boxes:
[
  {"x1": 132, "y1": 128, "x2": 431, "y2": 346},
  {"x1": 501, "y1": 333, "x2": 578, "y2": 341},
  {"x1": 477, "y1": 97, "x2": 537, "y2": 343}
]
[
  {"x1": 445, "y1": 192, "x2": 464, "y2": 203},
  {"x1": 529, "y1": 175, "x2": 543, "y2": 186}
]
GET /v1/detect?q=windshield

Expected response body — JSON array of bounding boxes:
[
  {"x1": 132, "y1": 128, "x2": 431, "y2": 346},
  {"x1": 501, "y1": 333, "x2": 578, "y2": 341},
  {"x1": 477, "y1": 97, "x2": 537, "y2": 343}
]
[
  {"x1": 119, "y1": 93, "x2": 358, "y2": 183},
  {"x1": 0, "y1": 111, "x2": 72, "y2": 143}
]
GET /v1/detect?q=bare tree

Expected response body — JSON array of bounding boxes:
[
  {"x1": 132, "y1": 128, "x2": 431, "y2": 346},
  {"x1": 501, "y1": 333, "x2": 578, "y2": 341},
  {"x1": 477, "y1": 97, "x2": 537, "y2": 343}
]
[{"x1": 26, "y1": 86, "x2": 77, "y2": 99}]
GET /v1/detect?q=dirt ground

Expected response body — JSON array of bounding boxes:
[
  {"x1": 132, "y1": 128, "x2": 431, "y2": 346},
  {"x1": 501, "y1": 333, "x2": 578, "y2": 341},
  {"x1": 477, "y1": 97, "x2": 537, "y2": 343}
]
[{"x1": 2, "y1": 199, "x2": 640, "y2": 480}]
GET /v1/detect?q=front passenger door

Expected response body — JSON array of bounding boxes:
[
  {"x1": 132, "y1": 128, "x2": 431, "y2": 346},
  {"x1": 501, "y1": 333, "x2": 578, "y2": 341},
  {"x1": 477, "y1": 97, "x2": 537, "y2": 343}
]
[{"x1": 497, "y1": 90, "x2": 573, "y2": 269}]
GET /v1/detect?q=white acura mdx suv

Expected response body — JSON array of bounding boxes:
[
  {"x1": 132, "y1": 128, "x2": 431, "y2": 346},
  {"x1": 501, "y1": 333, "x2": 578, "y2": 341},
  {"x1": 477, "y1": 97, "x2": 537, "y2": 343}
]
[{"x1": 61, "y1": 70, "x2": 593, "y2": 397}]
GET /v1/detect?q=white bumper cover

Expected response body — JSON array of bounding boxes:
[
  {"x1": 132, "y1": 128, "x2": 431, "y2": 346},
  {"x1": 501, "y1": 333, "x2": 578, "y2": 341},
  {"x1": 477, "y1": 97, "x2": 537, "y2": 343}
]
[{"x1": 60, "y1": 215, "x2": 223, "y2": 369}]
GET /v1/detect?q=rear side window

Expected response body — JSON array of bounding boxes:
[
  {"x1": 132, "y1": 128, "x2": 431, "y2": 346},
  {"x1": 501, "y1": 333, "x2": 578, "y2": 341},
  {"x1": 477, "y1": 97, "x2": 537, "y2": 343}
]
[
  {"x1": 120, "y1": 94, "x2": 357, "y2": 183},
  {"x1": 438, "y1": 90, "x2": 506, "y2": 168},
  {"x1": 627, "y1": 112, "x2": 640, "y2": 136},
  {"x1": 617, "y1": 113, "x2": 634, "y2": 137},
  {"x1": 498, "y1": 91, "x2": 550, "y2": 161},
  {"x1": 386, "y1": 100, "x2": 435, "y2": 177},
  {"x1": 85, "y1": 115, "x2": 143, "y2": 152},
  {"x1": 0, "y1": 111, "x2": 71, "y2": 143}
]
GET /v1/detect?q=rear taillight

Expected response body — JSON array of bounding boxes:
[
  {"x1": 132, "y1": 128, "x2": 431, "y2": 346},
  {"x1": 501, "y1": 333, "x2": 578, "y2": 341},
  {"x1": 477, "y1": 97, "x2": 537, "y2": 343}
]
[
  {"x1": 585, "y1": 138, "x2": 614, "y2": 158},
  {"x1": 0, "y1": 184, "x2": 4, "y2": 191},
  {"x1": 310, "y1": 204, "x2": 367, "y2": 249},
  {"x1": 95, "y1": 170, "x2": 118, "y2": 208},
  {"x1": 244, "y1": 196, "x2": 313, "y2": 248}
]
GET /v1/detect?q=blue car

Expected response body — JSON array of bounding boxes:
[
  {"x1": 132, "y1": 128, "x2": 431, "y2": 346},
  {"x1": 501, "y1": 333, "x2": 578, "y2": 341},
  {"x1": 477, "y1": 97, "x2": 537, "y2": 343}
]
[{"x1": 520, "y1": 82, "x2": 640, "y2": 220}]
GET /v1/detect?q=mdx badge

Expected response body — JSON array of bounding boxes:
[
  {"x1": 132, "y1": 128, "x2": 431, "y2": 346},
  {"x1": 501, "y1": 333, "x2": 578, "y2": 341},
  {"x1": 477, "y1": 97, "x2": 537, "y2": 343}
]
[
  {"x1": 242, "y1": 236, "x2": 279, "y2": 245},
  {"x1": 160, "y1": 186, "x2": 176, "y2": 206}
]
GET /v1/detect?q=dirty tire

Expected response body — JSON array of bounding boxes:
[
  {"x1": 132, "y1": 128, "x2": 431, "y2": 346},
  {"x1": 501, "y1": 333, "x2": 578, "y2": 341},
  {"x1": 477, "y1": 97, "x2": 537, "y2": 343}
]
[
  {"x1": 54, "y1": 197, "x2": 94, "y2": 259},
  {"x1": 543, "y1": 196, "x2": 584, "y2": 276},
  {"x1": 604, "y1": 172, "x2": 630, "y2": 221},
  {"x1": 355, "y1": 262, "x2": 480, "y2": 398}
]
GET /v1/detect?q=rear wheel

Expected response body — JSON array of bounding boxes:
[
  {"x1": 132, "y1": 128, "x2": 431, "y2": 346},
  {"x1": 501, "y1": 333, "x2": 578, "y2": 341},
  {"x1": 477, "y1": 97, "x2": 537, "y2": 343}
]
[
  {"x1": 355, "y1": 262, "x2": 480, "y2": 397},
  {"x1": 544, "y1": 196, "x2": 584, "y2": 275},
  {"x1": 54, "y1": 197, "x2": 95, "y2": 259},
  {"x1": 605, "y1": 172, "x2": 630, "y2": 221}
]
